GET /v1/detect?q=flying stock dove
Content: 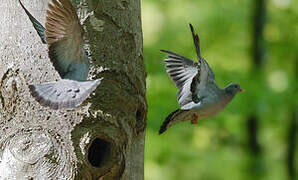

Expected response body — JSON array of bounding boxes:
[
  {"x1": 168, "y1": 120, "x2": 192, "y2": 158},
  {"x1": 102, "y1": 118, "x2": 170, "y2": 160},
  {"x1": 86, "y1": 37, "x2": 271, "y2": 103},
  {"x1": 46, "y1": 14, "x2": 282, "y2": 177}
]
[
  {"x1": 159, "y1": 24, "x2": 243, "y2": 134},
  {"x1": 19, "y1": 0, "x2": 103, "y2": 110}
]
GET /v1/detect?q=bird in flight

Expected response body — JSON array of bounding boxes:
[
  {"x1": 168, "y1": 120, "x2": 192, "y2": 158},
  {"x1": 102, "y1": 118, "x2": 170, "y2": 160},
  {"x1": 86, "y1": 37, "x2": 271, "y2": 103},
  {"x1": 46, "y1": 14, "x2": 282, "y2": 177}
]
[
  {"x1": 19, "y1": 0, "x2": 103, "y2": 110},
  {"x1": 159, "y1": 24, "x2": 243, "y2": 134}
]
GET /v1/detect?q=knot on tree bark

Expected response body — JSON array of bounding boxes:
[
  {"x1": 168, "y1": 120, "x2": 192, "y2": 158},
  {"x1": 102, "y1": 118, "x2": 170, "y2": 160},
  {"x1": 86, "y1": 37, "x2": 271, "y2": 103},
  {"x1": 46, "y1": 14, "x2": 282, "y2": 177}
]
[
  {"x1": 0, "y1": 67, "x2": 24, "y2": 112},
  {"x1": 0, "y1": 128, "x2": 73, "y2": 179}
]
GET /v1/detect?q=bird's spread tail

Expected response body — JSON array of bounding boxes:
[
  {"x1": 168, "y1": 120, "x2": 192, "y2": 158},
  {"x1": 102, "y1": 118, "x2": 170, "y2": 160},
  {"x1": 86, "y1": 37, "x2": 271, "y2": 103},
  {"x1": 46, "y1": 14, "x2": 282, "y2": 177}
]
[
  {"x1": 29, "y1": 78, "x2": 102, "y2": 110},
  {"x1": 159, "y1": 109, "x2": 187, "y2": 134}
]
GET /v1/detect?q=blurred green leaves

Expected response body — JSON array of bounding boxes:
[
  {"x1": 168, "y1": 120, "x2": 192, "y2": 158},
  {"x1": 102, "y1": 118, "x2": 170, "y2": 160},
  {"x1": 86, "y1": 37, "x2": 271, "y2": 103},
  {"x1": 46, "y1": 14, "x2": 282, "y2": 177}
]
[{"x1": 142, "y1": 0, "x2": 297, "y2": 179}]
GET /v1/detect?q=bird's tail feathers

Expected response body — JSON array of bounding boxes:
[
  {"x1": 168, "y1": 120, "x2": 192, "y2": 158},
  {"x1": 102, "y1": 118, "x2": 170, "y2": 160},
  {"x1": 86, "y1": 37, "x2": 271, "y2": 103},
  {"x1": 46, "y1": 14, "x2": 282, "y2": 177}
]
[
  {"x1": 159, "y1": 109, "x2": 186, "y2": 135},
  {"x1": 29, "y1": 78, "x2": 102, "y2": 110}
]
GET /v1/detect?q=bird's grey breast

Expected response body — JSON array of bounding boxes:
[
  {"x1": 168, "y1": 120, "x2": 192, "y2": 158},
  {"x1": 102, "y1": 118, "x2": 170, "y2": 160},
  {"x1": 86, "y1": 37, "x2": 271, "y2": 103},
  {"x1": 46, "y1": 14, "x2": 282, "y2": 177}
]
[{"x1": 192, "y1": 92, "x2": 227, "y2": 118}]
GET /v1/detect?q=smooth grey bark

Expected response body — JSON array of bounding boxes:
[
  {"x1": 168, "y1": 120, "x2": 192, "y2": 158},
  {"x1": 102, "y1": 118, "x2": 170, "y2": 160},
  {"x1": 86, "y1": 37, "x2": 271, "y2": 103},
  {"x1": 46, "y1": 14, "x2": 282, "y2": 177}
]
[{"x1": 0, "y1": 0, "x2": 146, "y2": 179}]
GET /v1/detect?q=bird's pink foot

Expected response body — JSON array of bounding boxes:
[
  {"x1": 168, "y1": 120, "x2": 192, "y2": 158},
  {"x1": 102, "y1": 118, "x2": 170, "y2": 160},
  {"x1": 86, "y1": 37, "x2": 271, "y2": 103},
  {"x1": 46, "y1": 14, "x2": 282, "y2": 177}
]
[{"x1": 191, "y1": 114, "x2": 198, "y2": 124}]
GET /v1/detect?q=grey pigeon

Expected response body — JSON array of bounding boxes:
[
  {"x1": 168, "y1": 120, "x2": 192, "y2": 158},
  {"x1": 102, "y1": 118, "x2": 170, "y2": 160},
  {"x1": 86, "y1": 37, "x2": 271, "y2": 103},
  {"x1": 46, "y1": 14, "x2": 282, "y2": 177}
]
[
  {"x1": 159, "y1": 24, "x2": 243, "y2": 134},
  {"x1": 19, "y1": 0, "x2": 103, "y2": 110}
]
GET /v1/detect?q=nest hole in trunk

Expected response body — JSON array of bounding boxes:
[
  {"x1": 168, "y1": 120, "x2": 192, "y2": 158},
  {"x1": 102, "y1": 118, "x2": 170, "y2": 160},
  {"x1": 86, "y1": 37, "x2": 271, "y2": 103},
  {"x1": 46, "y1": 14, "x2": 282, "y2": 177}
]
[{"x1": 88, "y1": 138, "x2": 111, "y2": 168}]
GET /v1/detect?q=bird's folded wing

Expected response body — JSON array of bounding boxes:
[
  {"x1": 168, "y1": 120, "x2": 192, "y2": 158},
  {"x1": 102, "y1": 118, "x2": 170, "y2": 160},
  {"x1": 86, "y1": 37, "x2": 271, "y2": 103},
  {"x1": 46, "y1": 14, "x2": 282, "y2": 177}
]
[
  {"x1": 19, "y1": 0, "x2": 46, "y2": 44},
  {"x1": 46, "y1": 0, "x2": 87, "y2": 80},
  {"x1": 161, "y1": 50, "x2": 199, "y2": 106}
]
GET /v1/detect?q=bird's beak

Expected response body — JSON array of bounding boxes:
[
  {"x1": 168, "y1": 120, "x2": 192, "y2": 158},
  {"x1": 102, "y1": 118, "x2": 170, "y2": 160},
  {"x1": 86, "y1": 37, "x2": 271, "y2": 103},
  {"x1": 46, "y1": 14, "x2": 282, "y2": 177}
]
[{"x1": 239, "y1": 89, "x2": 244, "y2": 93}]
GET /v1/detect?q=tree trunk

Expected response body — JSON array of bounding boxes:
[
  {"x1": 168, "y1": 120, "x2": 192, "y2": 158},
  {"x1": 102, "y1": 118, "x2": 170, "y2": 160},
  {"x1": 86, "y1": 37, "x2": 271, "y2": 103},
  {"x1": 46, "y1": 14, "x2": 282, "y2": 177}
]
[
  {"x1": 245, "y1": 0, "x2": 266, "y2": 179},
  {"x1": 286, "y1": 61, "x2": 298, "y2": 180},
  {"x1": 287, "y1": 109, "x2": 297, "y2": 180},
  {"x1": 0, "y1": 0, "x2": 146, "y2": 179},
  {"x1": 248, "y1": 0, "x2": 266, "y2": 155}
]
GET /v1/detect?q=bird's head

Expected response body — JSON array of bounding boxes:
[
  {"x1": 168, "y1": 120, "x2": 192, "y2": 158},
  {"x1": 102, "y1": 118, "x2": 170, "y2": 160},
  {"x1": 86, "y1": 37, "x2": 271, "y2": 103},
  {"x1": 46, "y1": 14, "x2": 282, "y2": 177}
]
[{"x1": 224, "y1": 83, "x2": 244, "y2": 97}]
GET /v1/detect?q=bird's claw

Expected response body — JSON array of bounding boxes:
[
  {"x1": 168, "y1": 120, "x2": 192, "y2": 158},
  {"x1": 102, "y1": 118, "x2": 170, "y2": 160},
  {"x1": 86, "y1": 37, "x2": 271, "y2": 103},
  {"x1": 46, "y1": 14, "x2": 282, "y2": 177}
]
[{"x1": 191, "y1": 114, "x2": 198, "y2": 124}]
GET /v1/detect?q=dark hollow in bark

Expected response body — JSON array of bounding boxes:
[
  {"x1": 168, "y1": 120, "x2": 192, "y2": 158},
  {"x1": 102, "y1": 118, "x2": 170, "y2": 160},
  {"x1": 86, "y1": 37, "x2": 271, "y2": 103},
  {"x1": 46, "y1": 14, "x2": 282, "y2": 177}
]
[{"x1": 88, "y1": 138, "x2": 111, "y2": 168}]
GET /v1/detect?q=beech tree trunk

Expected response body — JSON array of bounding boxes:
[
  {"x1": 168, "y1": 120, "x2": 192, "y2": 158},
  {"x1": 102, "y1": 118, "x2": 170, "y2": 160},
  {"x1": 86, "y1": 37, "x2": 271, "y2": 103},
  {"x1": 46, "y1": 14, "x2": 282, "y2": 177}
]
[
  {"x1": 286, "y1": 61, "x2": 298, "y2": 180},
  {"x1": 287, "y1": 109, "x2": 297, "y2": 180},
  {"x1": 246, "y1": 0, "x2": 266, "y2": 179},
  {"x1": 0, "y1": 0, "x2": 146, "y2": 179}
]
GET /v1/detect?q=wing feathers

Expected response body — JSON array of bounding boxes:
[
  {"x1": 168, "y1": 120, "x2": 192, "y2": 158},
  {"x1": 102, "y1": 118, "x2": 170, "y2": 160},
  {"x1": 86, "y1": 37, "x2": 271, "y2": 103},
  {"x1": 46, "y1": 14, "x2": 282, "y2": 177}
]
[
  {"x1": 45, "y1": 0, "x2": 82, "y2": 46},
  {"x1": 189, "y1": 23, "x2": 202, "y2": 60},
  {"x1": 161, "y1": 49, "x2": 199, "y2": 106},
  {"x1": 45, "y1": 0, "x2": 89, "y2": 80},
  {"x1": 45, "y1": 29, "x2": 65, "y2": 39},
  {"x1": 162, "y1": 24, "x2": 219, "y2": 106},
  {"x1": 46, "y1": 10, "x2": 69, "y2": 27},
  {"x1": 188, "y1": 25, "x2": 218, "y2": 103},
  {"x1": 18, "y1": 0, "x2": 46, "y2": 44}
]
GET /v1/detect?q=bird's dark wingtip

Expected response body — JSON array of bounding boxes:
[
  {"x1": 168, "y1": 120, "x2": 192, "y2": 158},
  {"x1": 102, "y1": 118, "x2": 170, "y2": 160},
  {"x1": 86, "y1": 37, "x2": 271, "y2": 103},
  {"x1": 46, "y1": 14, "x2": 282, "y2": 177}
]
[
  {"x1": 161, "y1": 49, "x2": 176, "y2": 55},
  {"x1": 158, "y1": 124, "x2": 167, "y2": 135},
  {"x1": 18, "y1": 0, "x2": 25, "y2": 8},
  {"x1": 158, "y1": 109, "x2": 181, "y2": 135},
  {"x1": 189, "y1": 23, "x2": 195, "y2": 32}
]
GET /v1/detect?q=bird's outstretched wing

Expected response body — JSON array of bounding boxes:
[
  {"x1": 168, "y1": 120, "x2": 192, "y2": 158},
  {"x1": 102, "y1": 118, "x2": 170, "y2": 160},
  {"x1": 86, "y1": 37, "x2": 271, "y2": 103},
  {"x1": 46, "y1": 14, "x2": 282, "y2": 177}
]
[
  {"x1": 161, "y1": 50, "x2": 199, "y2": 106},
  {"x1": 19, "y1": 0, "x2": 102, "y2": 110},
  {"x1": 19, "y1": 0, "x2": 46, "y2": 44},
  {"x1": 19, "y1": 0, "x2": 89, "y2": 81},
  {"x1": 188, "y1": 24, "x2": 218, "y2": 103},
  {"x1": 46, "y1": 0, "x2": 89, "y2": 81},
  {"x1": 29, "y1": 79, "x2": 102, "y2": 110}
]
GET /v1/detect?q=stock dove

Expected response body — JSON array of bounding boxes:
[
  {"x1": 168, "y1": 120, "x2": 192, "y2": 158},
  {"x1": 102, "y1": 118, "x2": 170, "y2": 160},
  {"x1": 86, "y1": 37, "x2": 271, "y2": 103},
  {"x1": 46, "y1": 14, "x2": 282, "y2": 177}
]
[
  {"x1": 159, "y1": 24, "x2": 243, "y2": 134},
  {"x1": 19, "y1": 0, "x2": 103, "y2": 110}
]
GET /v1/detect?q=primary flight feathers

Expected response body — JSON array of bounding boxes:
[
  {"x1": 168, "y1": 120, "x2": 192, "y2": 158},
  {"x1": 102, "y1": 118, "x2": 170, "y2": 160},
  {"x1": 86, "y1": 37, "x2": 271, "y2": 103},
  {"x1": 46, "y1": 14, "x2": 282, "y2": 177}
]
[
  {"x1": 159, "y1": 24, "x2": 243, "y2": 134},
  {"x1": 19, "y1": 0, "x2": 103, "y2": 109}
]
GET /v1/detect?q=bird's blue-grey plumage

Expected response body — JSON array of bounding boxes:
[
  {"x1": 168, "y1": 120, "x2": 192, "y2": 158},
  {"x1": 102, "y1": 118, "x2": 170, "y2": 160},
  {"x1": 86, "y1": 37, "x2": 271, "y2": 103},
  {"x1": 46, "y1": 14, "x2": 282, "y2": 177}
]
[
  {"x1": 159, "y1": 24, "x2": 243, "y2": 134},
  {"x1": 19, "y1": 0, "x2": 103, "y2": 110}
]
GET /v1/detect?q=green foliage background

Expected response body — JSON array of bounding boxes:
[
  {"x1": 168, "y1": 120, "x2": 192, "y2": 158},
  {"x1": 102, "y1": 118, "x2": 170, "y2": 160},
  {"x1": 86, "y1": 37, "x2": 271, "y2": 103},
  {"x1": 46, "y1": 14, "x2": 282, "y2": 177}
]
[{"x1": 142, "y1": 0, "x2": 298, "y2": 179}]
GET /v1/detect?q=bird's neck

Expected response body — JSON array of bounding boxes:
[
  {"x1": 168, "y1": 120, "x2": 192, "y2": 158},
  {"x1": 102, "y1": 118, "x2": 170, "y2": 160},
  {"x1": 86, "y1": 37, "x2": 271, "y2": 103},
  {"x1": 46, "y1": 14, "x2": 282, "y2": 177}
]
[{"x1": 220, "y1": 90, "x2": 235, "y2": 106}]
